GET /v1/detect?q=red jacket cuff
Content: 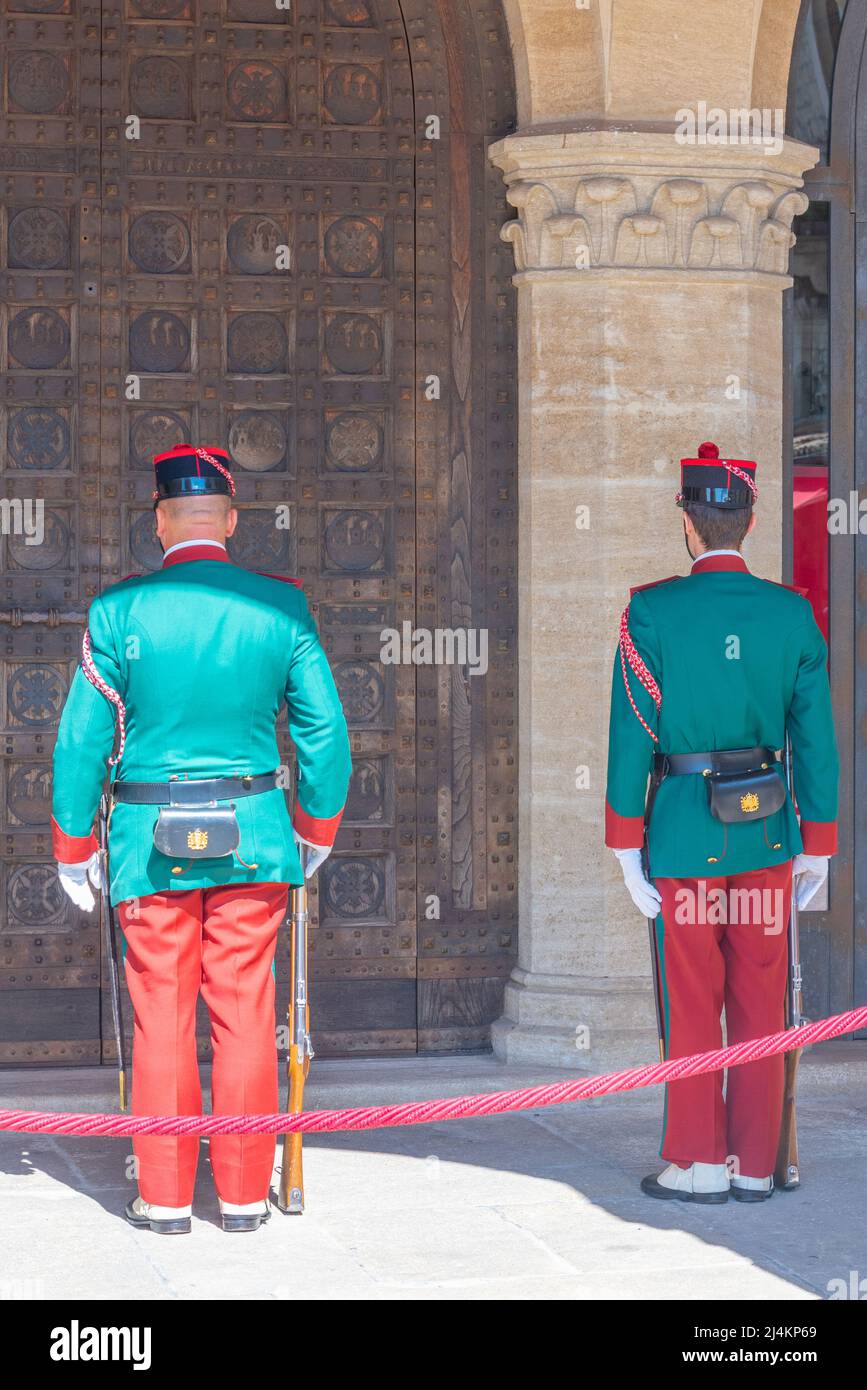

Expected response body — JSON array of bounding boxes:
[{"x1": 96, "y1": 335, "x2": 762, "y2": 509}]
[
  {"x1": 293, "y1": 802, "x2": 344, "y2": 849},
  {"x1": 604, "y1": 800, "x2": 645, "y2": 850},
  {"x1": 52, "y1": 816, "x2": 98, "y2": 863},
  {"x1": 800, "y1": 820, "x2": 838, "y2": 856}
]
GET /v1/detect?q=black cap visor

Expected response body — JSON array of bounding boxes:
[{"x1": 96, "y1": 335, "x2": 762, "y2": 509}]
[{"x1": 679, "y1": 484, "x2": 753, "y2": 510}]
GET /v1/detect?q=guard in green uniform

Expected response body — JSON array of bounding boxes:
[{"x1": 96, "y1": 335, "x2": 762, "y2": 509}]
[
  {"x1": 606, "y1": 442, "x2": 838, "y2": 1204},
  {"x1": 52, "y1": 445, "x2": 351, "y2": 1233}
]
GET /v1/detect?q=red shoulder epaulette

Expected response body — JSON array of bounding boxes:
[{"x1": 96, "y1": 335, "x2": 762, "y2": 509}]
[
  {"x1": 258, "y1": 572, "x2": 302, "y2": 589},
  {"x1": 765, "y1": 578, "x2": 810, "y2": 599},
  {"x1": 629, "y1": 575, "x2": 680, "y2": 598}
]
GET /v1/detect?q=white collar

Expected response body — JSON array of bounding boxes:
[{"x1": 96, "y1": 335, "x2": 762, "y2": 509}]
[
  {"x1": 163, "y1": 539, "x2": 227, "y2": 559},
  {"x1": 694, "y1": 548, "x2": 743, "y2": 562}
]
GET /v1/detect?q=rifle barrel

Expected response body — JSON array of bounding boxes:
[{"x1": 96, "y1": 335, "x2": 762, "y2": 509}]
[
  {"x1": 783, "y1": 736, "x2": 804, "y2": 1029},
  {"x1": 98, "y1": 793, "x2": 128, "y2": 1111}
]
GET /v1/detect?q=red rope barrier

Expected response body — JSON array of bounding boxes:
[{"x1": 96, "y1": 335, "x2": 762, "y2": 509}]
[{"x1": 0, "y1": 1006, "x2": 863, "y2": 1139}]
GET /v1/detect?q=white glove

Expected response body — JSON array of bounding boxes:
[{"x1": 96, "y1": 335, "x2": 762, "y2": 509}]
[
  {"x1": 57, "y1": 851, "x2": 102, "y2": 914},
  {"x1": 293, "y1": 830, "x2": 331, "y2": 878},
  {"x1": 613, "y1": 847, "x2": 662, "y2": 919},
  {"x1": 792, "y1": 853, "x2": 829, "y2": 910}
]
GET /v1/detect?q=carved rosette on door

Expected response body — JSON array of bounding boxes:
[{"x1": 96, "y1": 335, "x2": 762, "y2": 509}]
[{"x1": 0, "y1": 0, "x2": 517, "y2": 1064}]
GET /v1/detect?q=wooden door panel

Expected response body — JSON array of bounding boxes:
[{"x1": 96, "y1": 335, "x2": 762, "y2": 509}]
[
  {"x1": 0, "y1": 1, "x2": 102, "y2": 1063},
  {"x1": 98, "y1": 0, "x2": 418, "y2": 1059},
  {"x1": 404, "y1": 0, "x2": 518, "y2": 1050},
  {"x1": 0, "y1": 0, "x2": 517, "y2": 1066}
]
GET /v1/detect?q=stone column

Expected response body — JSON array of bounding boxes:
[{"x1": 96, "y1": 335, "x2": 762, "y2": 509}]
[{"x1": 490, "y1": 131, "x2": 817, "y2": 1067}]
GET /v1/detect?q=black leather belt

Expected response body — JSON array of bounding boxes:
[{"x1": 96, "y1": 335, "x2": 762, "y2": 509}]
[
  {"x1": 112, "y1": 772, "x2": 278, "y2": 806},
  {"x1": 654, "y1": 747, "x2": 777, "y2": 778}
]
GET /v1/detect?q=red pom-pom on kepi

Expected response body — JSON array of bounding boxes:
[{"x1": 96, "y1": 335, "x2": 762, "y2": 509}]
[{"x1": 697, "y1": 442, "x2": 719, "y2": 459}]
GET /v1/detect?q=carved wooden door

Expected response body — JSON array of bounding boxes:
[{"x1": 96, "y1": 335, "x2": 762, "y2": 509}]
[
  {"x1": 0, "y1": 2, "x2": 102, "y2": 1062},
  {"x1": 0, "y1": 0, "x2": 517, "y2": 1065}
]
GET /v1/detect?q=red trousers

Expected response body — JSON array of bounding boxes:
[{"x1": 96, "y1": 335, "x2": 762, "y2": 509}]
[
  {"x1": 118, "y1": 883, "x2": 288, "y2": 1207},
  {"x1": 654, "y1": 862, "x2": 792, "y2": 1178}
]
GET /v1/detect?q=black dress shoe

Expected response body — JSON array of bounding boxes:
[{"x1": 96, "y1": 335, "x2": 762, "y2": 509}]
[
  {"x1": 640, "y1": 1174, "x2": 729, "y2": 1204},
  {"x1": 221, "y1": 1204, "x2": 272, "y2": 1233},
  {"x1": 124, "y1": 1198, "x2": 192, "y2": 1235},
  {"x1": 730, "y1": 1181, "x2": 774, "y2": 1203}
]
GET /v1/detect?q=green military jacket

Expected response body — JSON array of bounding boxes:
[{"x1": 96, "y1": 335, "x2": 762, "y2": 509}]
[
  {"x1": 605, "y1": 551, "x2": 839, "y2": 878},
  {"x1": 52, "y1": 543, "x2": 352, "y2": 904}
]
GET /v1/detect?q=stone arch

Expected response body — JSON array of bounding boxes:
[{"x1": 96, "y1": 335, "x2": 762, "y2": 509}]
[
  {"x1": 501, "y1": 0, "x2": 807, "y2": 129},
  {"x1": 500, "y1": 0, "x2": 605, "y2": 126},
  {"x1": 753, "y1": 0, "x2": 803, "y2": 114}
]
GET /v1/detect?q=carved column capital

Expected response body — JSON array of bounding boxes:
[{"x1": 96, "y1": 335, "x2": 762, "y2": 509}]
[{"x1": 490, "y1": 131, "x2": 817, "y2": 282}]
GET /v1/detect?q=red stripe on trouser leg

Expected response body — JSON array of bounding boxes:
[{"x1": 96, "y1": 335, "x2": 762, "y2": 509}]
[
  {"x1": 119, "y1": 890, "x2": 204, "y2": 1207},
  {"x1": 723, "y1": 863, "x2": 792, "y2": 1179},
  {"x1": 655, "y1": 861, "x2": 792, "y2": 1176},
  {"x1": 118, "y1": 883, "x2": 288, "y2": 1207},
  {"x1": 200, "y1": 883, "x2": 288, "y2": 1204},
  {"x1": 656, "y1": 876, "x2": 727, "y2": 1167}
]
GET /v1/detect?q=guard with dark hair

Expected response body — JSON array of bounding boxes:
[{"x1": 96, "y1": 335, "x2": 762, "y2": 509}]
[{"x1": 605, "y1": 442, "x2": 839, "y2": 1204}]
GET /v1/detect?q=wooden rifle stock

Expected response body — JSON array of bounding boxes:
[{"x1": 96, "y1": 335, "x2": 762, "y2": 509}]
[
  {"x1": 277, "y1": 848, "x2": 312, "y2": 1214},
  {"x1": 775, "y1": 1047, "x2": 802, "y2": 1191}
]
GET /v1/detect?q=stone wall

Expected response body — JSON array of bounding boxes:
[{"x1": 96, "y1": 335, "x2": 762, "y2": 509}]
[{"x1": 491, "y1": 2, "x2": 817, "y2": 1064}]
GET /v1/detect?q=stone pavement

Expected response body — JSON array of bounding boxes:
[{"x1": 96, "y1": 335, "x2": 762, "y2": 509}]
[{"x1": 0, "y1": 1045, "x2": 864, "y2": 1301}]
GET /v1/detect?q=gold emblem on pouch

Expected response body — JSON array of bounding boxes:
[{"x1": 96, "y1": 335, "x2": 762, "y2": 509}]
[
  {"x1": 740, "y1": 792, "x2": 760, "y2": 814},
  {"x1": 187, "y1": 828, "x2": 209, "y2": 849}
]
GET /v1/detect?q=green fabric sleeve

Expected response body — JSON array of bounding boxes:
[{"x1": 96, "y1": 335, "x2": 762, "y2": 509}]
[
  {"x1": 785, "y1": 617, "x2": 839, "y2": 830},
  {"x1": 605, "y1": 591, "x2": 660, "y2": 831},
  {"x1": 52, "y1": 598, "x2": 122, "y2": 842},
  {"x1": 285, "y1": 594, "x2": 352, "y2": 836}
]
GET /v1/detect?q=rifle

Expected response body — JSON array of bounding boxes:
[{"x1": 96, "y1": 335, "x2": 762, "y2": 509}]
[
  {"x1": 774, "y1": 735, "x2": 807, "y2": 1191},
  {"x1": 276, "y1": 843, "x2": 313, "y2": 1214},
  {"x1": 97, "y1": 791, "x2": 128, "y2": 1112},
  {"x1": 643, "y1": 764, "x2": 666, "y2": 1063}
]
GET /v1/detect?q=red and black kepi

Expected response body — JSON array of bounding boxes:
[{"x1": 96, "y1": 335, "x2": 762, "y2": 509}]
[
  {"x1": 152, "y1": 444, "x2": 236, "y2": 502},
  {"x1": 677, "y1": 441, "x2": 758, "y2": 510}
]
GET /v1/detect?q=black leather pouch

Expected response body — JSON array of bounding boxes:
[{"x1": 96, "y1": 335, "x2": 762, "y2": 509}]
[
  {"x1": 704, "y1": 767, "x2": 786, "y2": 824},
  {"x1": 153, "y1": 803, "x2": 240, "y2": 859}
]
